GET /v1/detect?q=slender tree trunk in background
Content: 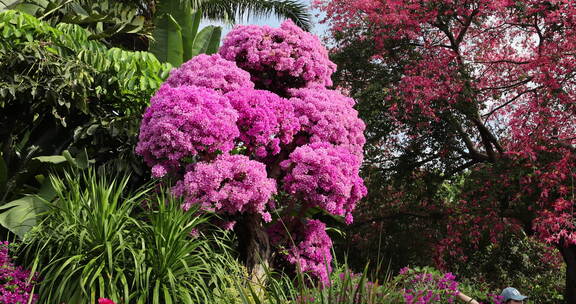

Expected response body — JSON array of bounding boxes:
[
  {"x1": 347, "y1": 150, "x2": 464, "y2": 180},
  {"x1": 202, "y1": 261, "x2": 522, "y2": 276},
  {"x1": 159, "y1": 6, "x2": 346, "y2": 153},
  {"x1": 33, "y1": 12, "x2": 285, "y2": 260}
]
[
  {"x1": 235, "y1": 213, "x2": 271, "y2": 289},
  {"x1": 558, "y1": 242, "x2": 576, "y2": 303}
]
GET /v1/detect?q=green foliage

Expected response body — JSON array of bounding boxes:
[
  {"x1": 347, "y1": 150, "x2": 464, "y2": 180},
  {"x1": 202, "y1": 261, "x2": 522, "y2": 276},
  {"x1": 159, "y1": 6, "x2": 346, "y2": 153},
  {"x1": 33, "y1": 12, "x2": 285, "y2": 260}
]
[
  {"x1": 19, "y1": 169, "x2": 149, "y2": 303},
  {"x1": 209, "y1": 258, "x2": 399, "y2": 304},
  {"x1": 137, "y1": 190, "x2": 222, "y2": 304},
  {"x1": 453, "y1": 233, "x2": 565, "y2": 304},
  {"x1": 0, "y1": 10, "x2": 171, "y2": 214},
  {"x1": 3, "y1": 0, "x2": 149, "y2": 44},
  {"x1": 18, "y1": 168, "x2": 232, "y2": 303},
  {"x1": 150, "y1": 0, "x2": 221, "y2": 67},
  {"x1": 0, "y1": 150, "x2": 90, "y2": 238}
]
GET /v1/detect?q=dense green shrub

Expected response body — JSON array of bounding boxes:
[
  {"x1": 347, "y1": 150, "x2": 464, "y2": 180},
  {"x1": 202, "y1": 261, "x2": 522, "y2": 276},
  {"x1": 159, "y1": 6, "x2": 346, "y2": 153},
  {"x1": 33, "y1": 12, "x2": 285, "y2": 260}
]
[
  {"x1": 450, "y1": 233, "x2": 564, "y2": 304},
  {"x1": 18, "y1": 168, "x2": 231, "y2": 303},
  {"x1": 0, "y1": 10, "x2": 171, "y2": 207}
]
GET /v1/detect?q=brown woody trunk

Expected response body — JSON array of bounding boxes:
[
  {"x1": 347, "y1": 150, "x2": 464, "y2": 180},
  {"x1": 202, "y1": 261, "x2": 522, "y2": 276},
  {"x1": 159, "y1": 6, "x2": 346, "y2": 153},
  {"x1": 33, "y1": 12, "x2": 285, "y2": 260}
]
[
  {"x1": 558, "y1": 242, "x2": 576, "y2": 303},
  {"x1": 235, "y1": 213, "x2": 271, "y2": 288}
]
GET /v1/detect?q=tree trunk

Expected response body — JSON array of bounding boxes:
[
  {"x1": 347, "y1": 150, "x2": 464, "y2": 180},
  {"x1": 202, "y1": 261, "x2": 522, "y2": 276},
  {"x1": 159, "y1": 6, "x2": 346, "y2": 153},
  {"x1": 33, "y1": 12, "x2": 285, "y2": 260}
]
[
  {"x1": 235, "y1": 213, "x2": 271, "y2": 288},
  {"x1": 558, "y1": 242, "x2": 576, "y2": 303}
]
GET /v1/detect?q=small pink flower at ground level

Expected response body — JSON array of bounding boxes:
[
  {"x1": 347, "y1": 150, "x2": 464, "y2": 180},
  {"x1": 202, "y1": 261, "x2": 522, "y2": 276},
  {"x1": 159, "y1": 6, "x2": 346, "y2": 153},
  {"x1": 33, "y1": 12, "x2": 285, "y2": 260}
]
[
  {"x1": 289, "y1": 87, "x2": 366, "y2": 158},
  {"x1": 397, "y1": 267, "x2": 459, "y2": 304},
  {"x1": 281, "y1": 142, "x2": 367, "y2": 224},
  {"x1": 219, "y1": 19, "x2": 336, "y2": 93},
  {"x1": 135, "y1": 85, "x2": 239, "y2": 177},
  {"x1": 164, "y1": 54, "x2": 254, "y2": 94},
  {"x1": 225, "y1": 88, "x2": 300, "y2": 158},
  {"x1": 172, "y1": 154, "x2": 277, "y2": 222},
  {"x1": 0, "y1": 242, "x2": 38, "y2": 304},
  {"x1": 98, "y1": 298, "x2": 116, "y2": 304}
]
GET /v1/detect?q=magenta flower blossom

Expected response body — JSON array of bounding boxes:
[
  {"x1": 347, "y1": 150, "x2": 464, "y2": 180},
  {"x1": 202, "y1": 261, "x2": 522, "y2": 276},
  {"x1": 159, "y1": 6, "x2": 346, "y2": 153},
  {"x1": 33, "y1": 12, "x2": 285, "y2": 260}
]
[
  {"x1": 0, "y1": 242, "x2": 38, "y2": 304},
  {"x1": 164, "y1": 54, "x2": 254, "y2": 94},
  {"x1": 289, "y1": 87, "x2": 366, "y2": 158},
  {"x1": 136, "y1": 85, "x2": 239, "y2": 177},
  {"x1": 172, "y1": 154, "x2": 277, "y2": 221},
  {"x1": 136, "y1": 21, "x2": 368, "y2": 287},
  {"x1": 219, "y1": 19, "x2": 337, "y2": 93},
  {"x1": 268, "y1": 219, "x2": 333, "y2": 285},
  {"x1": 98, "y1": 298, "x2": 116, "y2": 304},
  {"x1": 225, "y1": 88, "x2": 300, "y2": 158},
  {"x1": 398, "y1": 267, "x2": 460, "y2": 304},
  {"x1": 280, "y1": 143, "x2": 367, "y2": 224}
]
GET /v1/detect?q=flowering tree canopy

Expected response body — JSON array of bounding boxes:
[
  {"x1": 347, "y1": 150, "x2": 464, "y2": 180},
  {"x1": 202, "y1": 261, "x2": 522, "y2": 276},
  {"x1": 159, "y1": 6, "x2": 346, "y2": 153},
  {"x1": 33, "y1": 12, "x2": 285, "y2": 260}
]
[
  {"x1": 135, "y1": 85, "x2": 239, "y2": 178},
  {"x1": 219, "y1": 20, "x2": 337, "y2": 95},
  {"x1": 136, "y1": 20, "x2": 367, "y2": 284},
  {"x1": 316, "y1": 0, "x2": 576, "y2": 299},
  {"x1": 164, "y1": 54, "x2": 254, "y2": 94}
]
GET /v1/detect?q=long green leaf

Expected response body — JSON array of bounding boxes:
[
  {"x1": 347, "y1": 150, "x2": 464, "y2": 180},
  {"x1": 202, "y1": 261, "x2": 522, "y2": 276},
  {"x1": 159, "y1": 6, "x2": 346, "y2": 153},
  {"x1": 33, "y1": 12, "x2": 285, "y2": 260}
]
[
  {"x1": 150, "y1": 13, "x2": 183, "y2": 67},
  {"x1": 32, "y1": 155, "x2": 67, "y2": 164},
  {"x1": 0, "y1": 196, "x2": 47, "y2": 238},
  {"x1": 190, "y1": 25, "x2": 221, "y2": 58},
  {"x1": 183, "y1": 8, "x2": 202, "y2": 61}
]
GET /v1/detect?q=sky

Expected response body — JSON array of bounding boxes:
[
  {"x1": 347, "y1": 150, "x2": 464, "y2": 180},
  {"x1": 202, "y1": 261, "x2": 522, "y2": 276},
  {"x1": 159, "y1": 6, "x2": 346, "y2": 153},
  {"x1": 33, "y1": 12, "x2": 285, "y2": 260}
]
[{"x1": 199, "y1": 0, "x2": 329, "y2": 40}]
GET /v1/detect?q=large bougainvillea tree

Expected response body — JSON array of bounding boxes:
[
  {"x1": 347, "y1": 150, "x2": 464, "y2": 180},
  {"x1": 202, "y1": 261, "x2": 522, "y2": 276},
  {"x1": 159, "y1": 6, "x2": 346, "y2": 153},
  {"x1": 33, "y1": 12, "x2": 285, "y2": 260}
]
[
  {"x1": 136, "y1": 20, "x2": 367, "y2": 285},
  {"x1": 315, "y1": 0, "x2": 576, "y2": 300}
]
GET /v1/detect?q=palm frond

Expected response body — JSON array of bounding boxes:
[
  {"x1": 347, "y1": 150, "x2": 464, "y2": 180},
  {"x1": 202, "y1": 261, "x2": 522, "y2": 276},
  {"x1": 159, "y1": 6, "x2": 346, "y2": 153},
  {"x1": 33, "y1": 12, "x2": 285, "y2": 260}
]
[{"x1": 201, "y1": 0, "x2": 312, "y2": 31}]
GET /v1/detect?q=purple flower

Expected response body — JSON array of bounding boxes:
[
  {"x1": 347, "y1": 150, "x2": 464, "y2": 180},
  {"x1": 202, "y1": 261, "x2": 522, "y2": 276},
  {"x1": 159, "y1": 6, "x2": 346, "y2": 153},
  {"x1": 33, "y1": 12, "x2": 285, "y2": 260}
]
[
  {"x1": 219, "y1": 20, "x2": 337, "y2": 94},
  {"x1": 269, "y1": 219, "x2": 333, "y2": 285},
  {"x1": 165, "y1": 54, "x2": 254, "y2": 94},
  {"x1": 225, "y1": 88, "x2": 300, "y2": 158},
  {"x1": 98, "y1": 298, "x2": 116, "y2": 304},
  {"x1": 0, "y1": 242, "x2": 38, "y2": 304},
  {"x1": 289, "y1": 87, "x2": 366, "y2": 159},
  {"x1": 136, "y1": 85, "x2": 239, "y2": 177},
  {"x1": 172, "y1": 154, "x2": 277, "y2": 221},
  {"x1": 398, "y1": 267, "x2": 460, "y2": 304},
  {"x1": 280, "y1": 143, "x2": 367, "y2": 224}
]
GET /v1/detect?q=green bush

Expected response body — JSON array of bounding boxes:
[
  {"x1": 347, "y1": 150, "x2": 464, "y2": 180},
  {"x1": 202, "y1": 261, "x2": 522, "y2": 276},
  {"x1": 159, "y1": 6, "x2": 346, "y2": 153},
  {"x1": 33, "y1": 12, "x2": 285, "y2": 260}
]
[
  {"x1": 450, "y1": 233, "x2": 564, "y2": 304},
  {"x1": 18, "y1": 168, "x2": 231, "y2": 303},
  {"x1": 0, "y1": 10, "x2": 171, "y2": 211}
]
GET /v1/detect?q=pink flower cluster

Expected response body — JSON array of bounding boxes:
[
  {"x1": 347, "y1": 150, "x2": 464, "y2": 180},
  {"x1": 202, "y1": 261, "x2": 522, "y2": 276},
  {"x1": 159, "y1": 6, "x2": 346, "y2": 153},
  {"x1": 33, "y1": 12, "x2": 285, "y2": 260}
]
[
  {"x1": 269, "y1": 219, "x2": 333, "y2": 285},
  {"x1": 219, "y1": 20, "x2": 337, "y2": 93},
  {"x1": 288, "y1": 219, "x2": 333, "y2": 285},
  {"x1": 172, "y1": 154, "x2": 277, "y2": 222},
  {"x1": 281, "y1": 143, "x2": 367, "y2": 224},
  {"x1": 289, "y1": 87, "x2": 366, "y2": 158},
  {"x1": 226, "y1": 88, "x2": 300, "y2": 158},
  {"x1": 0, "y1": 242, "x2": 38, "y2": 304},
  {"x1": 398, "y1": 267, "x2": 459, "y2": 304},
  {"x1": 164, "y1": 54, "x2": 254, "y2": 94},
  {"x1": 136, "y1": 85, "x2": 239, "y2": 177},
  {"x1": 136, "y1": 20, "x2": 367, "y2": 286}
]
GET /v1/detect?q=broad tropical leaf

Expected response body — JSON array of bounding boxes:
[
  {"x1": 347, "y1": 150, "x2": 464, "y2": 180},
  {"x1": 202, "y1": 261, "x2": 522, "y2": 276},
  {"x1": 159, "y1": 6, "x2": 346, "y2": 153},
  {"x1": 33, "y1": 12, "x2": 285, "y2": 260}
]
[
  {"x1": 150, "y1": 12, "x2": 184, "y2": 67},
  {"x1": 190, "y1": 25, "x2": 221, "y2": 58}
]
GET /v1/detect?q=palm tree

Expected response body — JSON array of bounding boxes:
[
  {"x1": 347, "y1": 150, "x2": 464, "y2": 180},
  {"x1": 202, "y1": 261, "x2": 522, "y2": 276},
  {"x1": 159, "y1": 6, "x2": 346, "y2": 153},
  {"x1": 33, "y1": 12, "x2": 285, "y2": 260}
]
[{"x1": 201, "y1": 0, "x2": 311, "y2": 31}]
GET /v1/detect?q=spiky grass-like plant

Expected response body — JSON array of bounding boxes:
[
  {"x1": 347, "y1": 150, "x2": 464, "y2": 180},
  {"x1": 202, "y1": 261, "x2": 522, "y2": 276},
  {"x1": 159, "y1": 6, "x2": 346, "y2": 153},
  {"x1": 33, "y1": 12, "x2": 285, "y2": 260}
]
[
  {"x1": 18, "y1": 168, "x2": 233, "y2": 303},
  {"x1": 19, "y1": 169, "x2": 147, "y2": 303}
]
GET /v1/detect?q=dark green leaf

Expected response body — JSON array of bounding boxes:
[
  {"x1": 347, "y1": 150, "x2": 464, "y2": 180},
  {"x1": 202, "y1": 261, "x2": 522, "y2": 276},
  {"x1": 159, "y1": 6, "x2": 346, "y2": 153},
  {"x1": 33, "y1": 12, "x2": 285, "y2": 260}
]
[{"x1": 190, "y1": 25, "x2": 221, "y2": 58}]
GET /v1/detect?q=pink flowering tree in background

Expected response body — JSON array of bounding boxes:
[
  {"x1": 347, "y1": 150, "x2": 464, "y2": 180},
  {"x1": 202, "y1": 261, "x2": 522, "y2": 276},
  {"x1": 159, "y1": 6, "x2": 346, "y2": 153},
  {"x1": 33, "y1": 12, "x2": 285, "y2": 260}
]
[
  {"x1": 315, "y1": 0, "x2": 576, "y2": 300},
  {"x1": 136, "y1": 20, "x2": 367, "y2": 285}
]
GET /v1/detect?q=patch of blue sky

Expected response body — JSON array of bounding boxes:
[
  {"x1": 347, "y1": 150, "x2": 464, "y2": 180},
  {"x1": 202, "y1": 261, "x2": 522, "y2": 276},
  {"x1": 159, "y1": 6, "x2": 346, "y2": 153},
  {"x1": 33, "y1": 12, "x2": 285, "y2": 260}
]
[{"x1": 199, "y1": 0, "x2": 329, "y2": 40}]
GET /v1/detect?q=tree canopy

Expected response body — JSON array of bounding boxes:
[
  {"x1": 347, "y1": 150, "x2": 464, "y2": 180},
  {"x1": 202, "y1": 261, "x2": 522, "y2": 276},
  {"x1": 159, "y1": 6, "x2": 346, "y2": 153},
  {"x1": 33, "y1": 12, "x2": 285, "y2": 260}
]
[{"x1": 316, "y1": 0, "x2": 576, "y2": 300}]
